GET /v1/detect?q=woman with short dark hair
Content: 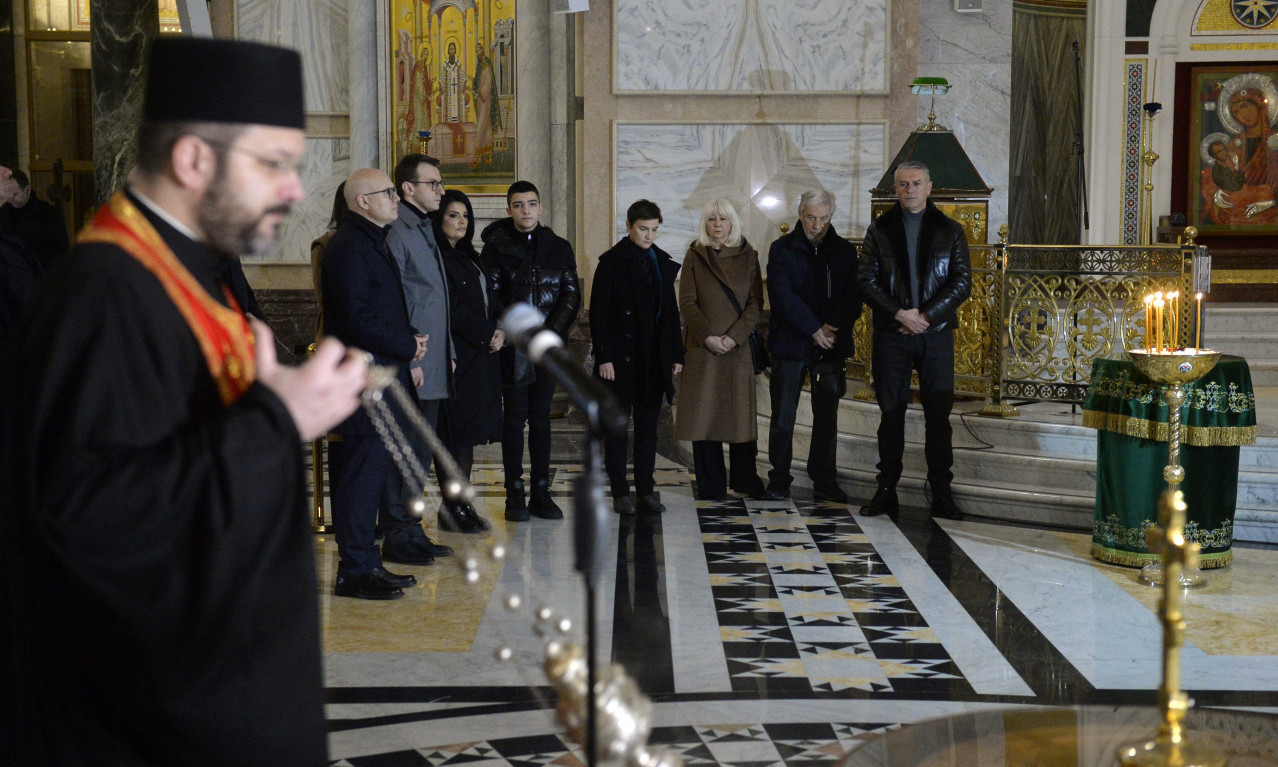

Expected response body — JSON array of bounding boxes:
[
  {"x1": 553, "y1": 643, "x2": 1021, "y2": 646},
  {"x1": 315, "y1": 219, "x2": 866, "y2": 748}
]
[{"x1": 590, "y1": 199, "x2": 684, "y2": 515}]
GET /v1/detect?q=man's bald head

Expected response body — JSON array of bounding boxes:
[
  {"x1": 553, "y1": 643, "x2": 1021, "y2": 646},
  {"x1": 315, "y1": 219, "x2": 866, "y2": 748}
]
[{"x1": 345, "y1": 169, "x2": 399, "y2": 227}]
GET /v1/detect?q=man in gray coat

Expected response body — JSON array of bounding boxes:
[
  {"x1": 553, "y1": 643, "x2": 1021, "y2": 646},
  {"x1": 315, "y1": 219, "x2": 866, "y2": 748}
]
[{"x1": 385, "y1": 154, "x2": 489, "y2": 554}]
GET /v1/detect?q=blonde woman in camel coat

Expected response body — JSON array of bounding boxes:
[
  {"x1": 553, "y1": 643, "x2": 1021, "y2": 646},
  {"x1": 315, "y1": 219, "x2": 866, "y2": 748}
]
[{"x1": 674, "y1": 199, "x2": 766, "y2": 500}]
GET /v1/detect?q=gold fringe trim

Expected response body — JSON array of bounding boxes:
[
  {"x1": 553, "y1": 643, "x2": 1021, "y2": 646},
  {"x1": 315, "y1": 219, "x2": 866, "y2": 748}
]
[
  {"x1": 1090, "y1": 543, "x2": 1233, "y2": 569},
  {"x1": 1081, "y1": 411, "x2": 1257, "y2": 447}
]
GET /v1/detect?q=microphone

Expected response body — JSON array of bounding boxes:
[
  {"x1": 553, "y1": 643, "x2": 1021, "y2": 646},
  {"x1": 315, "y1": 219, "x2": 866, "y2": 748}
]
[{"x1": 500, "y1": 303, "x2": 629, "y2": 437}]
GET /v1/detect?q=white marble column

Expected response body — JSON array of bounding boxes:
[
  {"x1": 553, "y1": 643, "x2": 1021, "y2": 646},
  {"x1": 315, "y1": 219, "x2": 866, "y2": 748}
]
[
  {"x1": 350, "y1": 0, "x2": 379, "y2": 171},
  {"x1": 518, "y1": 4, "x2": 551, "y2": 218}
]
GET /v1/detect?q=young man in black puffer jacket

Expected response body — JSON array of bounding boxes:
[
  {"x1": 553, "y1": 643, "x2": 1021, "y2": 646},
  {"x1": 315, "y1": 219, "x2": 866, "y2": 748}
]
[{"x1": 481, "y1": 180, "x2": 581, "y2": 521}]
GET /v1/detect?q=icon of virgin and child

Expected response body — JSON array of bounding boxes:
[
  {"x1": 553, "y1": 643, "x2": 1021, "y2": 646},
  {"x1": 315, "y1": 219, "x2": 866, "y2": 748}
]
[{"x1": 1199, "y1": 73, "x2": 1278, "y2": 227}]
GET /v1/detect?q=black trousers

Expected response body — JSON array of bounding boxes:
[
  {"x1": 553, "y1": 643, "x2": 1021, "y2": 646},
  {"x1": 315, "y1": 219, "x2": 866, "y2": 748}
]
[
  {"x1": 692, "y1": 440, "x2": 763, "y2": 499},
  {"x1": 870, "y1": 329, "x2": 955, "y2": 493},
  {"x1": 380, "y1": 398, "x2": 441, "y2": 548},
  {"x1": 767, "y1": 357, "x2": 847, "y2": 489},
  {"x1": 605, "y1": 391, "x2": 662, "y2": 498},
  {"x1": 329, "y1": 434, "x2": 392, "y2": 579},
  {"x1": 501, "y1": 373, "x2": 556, "y2": 486}
]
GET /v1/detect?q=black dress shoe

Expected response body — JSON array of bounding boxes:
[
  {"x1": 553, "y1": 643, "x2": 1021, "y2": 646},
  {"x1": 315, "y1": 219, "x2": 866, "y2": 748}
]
[
  {"x1": 636, "y1": 493, "x2": 665, "y2": 515},
  {"x1": 763, "y1": 484, "x2": 790, "y2": 501},
  {"x1": 370, "y1": 566, "x2": 416, "y2": 588},
  {"x1": 505, "y1": 480, "x2": 530, "y2": 522},
  {"x1": 418, "y1": 536, "x2": 453, "y2": 558},
  {"x1": 931, "y1": 495, "x2": 965, "y2": 521},
  {"x1": 613, "y1": 495, "x2": 635, "y2": 515},
  {"x1": 732, "y1": 479, "x2": 768, "y2": 500},
  {"x1": 439, "y1": 502, "x2": 484, "y2": 534},
  {"x1": 860, "y1": 486, "x2": 899, "y2": 518},
  {"x1": 529, "y1": 479, "x2": 564, "y2": 520},
  {"x1": 334, "y1": 572, "x2": 404, "y2": 600},
  {"x1": 813, "y1": 484, "x2": 849, "y2": 504},
  {"x1": 382, "y1": 541, "x2": 434, "y2": 566}
]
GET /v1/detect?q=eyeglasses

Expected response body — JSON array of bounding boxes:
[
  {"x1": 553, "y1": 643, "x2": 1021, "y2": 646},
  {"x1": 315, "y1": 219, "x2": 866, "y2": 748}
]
[
  {"x1": 359, "y1": 187, "x2": 398, "y2": 202},
  {"x1": 407, "y1": 179, "x2": 444, "y2": 191},
  {"x1": 203, "y1": 140, "x2": 302, "y2": 177}
]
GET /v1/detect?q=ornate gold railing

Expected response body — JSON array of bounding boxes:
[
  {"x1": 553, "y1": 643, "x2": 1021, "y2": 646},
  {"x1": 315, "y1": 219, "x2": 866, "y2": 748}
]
[{"x1": 846, "y1": 230, "x2": 1203, "y2": 411}]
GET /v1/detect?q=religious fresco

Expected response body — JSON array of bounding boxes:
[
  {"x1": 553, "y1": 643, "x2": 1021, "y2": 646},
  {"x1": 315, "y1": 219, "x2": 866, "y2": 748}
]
[
  {"x1": 1189, "y1": 65, "x2": 1278, "y2": 234},
  {"x1": 390, "y1": 0, "x2": 517, "y2": 193}
]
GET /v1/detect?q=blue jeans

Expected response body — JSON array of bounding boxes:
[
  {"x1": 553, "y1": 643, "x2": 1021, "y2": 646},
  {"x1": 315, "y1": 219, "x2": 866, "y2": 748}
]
[{"x1": 767, "y1": 357, "x2": 846, "y2": 489}]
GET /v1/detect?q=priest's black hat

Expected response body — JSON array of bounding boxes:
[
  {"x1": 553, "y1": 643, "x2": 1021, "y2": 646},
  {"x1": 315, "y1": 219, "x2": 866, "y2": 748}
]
[{"x1": 144, "y1": 38, "x2": 305, "y2": 129}]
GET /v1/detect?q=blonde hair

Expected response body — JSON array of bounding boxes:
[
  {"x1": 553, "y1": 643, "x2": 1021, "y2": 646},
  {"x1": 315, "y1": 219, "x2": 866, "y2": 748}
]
[{"x1": 695, "y1": 198, "x2": 744, "y2": 248}]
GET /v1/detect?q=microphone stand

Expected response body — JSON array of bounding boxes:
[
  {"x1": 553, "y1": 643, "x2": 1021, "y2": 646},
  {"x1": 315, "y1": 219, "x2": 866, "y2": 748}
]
[
  {"x1": 1073, "y1": 39, "x2": 1090, "y2": 240},
  {"x1": 573, "y1": 402, "x2": 612, "y2": 767}
]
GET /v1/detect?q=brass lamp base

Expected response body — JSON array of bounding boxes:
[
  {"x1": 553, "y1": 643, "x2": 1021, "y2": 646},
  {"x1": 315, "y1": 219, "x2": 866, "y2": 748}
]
[
  {"x1": 1117, "y1": 735, "x2": 1226, "y2": 767},
  {"x1": 1139, "y1": 562, "x2": 1207, "y2": 589}
]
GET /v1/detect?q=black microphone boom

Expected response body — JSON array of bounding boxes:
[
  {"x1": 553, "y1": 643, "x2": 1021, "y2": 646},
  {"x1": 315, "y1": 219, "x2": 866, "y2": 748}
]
[{"x1": 500, "y1": 303, "x2": 629, "y2": 437}]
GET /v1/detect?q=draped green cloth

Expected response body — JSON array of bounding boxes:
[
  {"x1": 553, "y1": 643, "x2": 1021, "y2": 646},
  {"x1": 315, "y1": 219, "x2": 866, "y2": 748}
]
[{"x1": 1082, "y1": 356, "x2": 1257, "y2": 568}]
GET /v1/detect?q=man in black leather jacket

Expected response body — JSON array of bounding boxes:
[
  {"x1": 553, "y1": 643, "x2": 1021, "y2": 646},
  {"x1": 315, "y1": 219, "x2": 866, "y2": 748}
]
[
  {"x1": 857, "y1": 161, "x2": 971, "y2": 521},
  {"x1": 481, "y1": 180, "x2": 580, "y2": 521}
]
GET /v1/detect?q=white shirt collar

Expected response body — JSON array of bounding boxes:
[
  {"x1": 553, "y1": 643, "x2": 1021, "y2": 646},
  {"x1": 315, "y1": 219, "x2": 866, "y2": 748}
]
[{"x1": 129, "y1": 187, "x2": 203, "y2": 242}]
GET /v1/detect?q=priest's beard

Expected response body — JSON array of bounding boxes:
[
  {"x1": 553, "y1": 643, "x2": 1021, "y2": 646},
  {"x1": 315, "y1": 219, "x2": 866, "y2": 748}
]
[{"x1": 199, "y1": 172, "x2": 293, "y2": 260}]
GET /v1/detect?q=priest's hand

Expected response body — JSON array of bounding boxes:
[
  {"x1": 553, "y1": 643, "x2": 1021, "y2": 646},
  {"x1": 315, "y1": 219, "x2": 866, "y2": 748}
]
[
  {"x1": 252, "y1": 318, "x2": 367, "y2": 442},
  {"x1": 413, "y1": 333, "x2": 429, "y2": 362}
]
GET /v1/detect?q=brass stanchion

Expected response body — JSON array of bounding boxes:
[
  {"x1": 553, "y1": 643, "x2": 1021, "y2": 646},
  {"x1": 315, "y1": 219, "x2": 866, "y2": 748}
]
[
  {"x1": 1128, "y1": 350, "x2": 1219, "y2": 589},
  {"x1": 1116, "y1": 489, "x2": 1225, "y2": 767},
  {"x1": 311, "y1": 437, "x2": 332, "y2": 534}
]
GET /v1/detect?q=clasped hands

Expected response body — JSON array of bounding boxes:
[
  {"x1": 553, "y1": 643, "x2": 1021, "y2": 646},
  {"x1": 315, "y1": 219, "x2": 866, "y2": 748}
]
[
  {"x1": 895, "y1": 308, "x2": 929, "y2": 335},
  {"x1": 811, "y1": 323, "x2": 838, "y2": 349},
  {"x1": 704, "y1": 334, "x2": 738, "y2": 355}
]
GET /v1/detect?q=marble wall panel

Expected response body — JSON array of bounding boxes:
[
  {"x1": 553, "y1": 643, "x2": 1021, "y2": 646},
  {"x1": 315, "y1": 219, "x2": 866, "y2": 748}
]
[
  {"x1": 614, "y1": 123, "x2": 885, "y2": 263},
  {"x1": 614, "y1": 0, "x2": 887, "y2": 94},
  {"x1": 236, "y1": 0, "x2": 349, "y2": 113},
  {"x1": 255, "y1": 137, "x2": 351, "y2": 264},
  {"x1": 917, "y1": 1, "x2": 1012, "y2": 232}
]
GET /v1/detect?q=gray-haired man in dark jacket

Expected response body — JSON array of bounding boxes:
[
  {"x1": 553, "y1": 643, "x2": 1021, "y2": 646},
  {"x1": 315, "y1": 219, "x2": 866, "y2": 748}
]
[{"x1": 764, "y1": 189, "x2": 861, "y2": 502}]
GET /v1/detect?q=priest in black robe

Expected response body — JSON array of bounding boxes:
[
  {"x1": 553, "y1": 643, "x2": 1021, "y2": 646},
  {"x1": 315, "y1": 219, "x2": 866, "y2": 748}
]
[{"x1": 0, "y1": 39, "x2": 368, "y2": 766}]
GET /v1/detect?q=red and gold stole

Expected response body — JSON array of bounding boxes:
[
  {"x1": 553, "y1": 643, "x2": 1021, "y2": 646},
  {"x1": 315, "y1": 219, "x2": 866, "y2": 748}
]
[{"x1": 78, "y1": 192, "x2": 256, "y2": 405}]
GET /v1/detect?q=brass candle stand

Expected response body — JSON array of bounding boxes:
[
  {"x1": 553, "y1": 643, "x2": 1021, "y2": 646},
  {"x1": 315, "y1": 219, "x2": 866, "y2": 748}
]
[
  {"x1": 1127, "y1": 350, "x2": 1220, "y2": 589},
  {"x1": 1116, "y1": 489, "x2": 1225, "y2": 767}
]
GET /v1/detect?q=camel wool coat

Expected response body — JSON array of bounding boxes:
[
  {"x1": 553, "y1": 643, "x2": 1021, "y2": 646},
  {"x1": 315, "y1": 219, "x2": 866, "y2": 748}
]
[{"x1": 674, "y1": 240, "x2": 764, "y2": 443}]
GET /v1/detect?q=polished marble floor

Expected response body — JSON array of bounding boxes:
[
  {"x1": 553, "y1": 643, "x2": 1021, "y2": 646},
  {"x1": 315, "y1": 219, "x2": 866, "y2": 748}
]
[{"x1": 312, "y1": 419, "x2": 1278, "y2": 766}]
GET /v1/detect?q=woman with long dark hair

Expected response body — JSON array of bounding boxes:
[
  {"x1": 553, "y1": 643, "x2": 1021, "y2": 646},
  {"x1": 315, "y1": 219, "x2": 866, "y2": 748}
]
[{"x1": 432, "y1": 189, "x2": 503, "y2": 528}]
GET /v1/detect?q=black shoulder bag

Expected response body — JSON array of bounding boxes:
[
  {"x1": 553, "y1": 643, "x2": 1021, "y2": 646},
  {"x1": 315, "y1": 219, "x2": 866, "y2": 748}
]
[{"x1": 707, "y1": 267, "x2": 770, "y2": 375}]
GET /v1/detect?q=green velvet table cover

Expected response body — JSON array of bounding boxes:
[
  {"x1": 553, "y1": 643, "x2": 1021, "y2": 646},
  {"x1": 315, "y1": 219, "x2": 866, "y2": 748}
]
[{"x1": 1082, "y1": 355, "x2": 1257, "y2": 568}]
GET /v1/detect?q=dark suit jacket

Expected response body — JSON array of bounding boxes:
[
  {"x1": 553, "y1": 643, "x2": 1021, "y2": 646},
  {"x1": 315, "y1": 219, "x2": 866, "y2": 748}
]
[{"x1": 320, "y1": 211, "x2": 416, "y2": 436}]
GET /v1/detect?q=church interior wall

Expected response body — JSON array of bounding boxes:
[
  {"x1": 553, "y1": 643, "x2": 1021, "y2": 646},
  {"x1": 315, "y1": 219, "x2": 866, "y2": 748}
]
[{"x1": 1086, "y1": 0, "x2": 1278, "y2": 248}]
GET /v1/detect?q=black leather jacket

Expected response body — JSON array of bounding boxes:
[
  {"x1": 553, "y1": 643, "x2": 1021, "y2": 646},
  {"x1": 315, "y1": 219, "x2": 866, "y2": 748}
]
[
  {"x1": 480, "y1": 218, "x2": 580, "y2": 336},
  {"x1": 857, "y1": 201, "x2": 971, "y2": 333}
]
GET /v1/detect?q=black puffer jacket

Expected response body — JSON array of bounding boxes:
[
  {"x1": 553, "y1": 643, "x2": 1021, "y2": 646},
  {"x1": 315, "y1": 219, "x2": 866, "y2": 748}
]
[
  {"x1": 481, "y1": 218, "x2": 580, "y2": 335},
  {"x1": 481, "y1": 218, "x2": 580, "y2": 386},
  {"x1": 857, "y1": 201, "x2": 971, "y2": 334}
]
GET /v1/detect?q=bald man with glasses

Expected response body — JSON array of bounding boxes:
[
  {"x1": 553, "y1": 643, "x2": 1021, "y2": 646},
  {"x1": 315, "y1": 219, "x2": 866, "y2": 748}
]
[{"x1": 321, "y1": 167, "x2": 434, "y2": 599}]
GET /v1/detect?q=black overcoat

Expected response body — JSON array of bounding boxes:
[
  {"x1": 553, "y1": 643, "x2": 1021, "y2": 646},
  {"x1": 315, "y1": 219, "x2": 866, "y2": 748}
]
[
  {"x1": 435, "y1": 220, "x2": 503, "y2": 449},
  {"x1": 589, "y1": 237, "x2": 684, "y2": 406}
]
